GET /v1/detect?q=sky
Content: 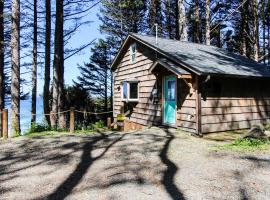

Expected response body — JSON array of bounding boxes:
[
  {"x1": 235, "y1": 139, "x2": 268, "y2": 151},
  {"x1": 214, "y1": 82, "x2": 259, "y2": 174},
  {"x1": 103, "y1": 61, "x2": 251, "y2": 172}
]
[{"x1": 36, "y1": 4, "x2": 102, "y2": 95}]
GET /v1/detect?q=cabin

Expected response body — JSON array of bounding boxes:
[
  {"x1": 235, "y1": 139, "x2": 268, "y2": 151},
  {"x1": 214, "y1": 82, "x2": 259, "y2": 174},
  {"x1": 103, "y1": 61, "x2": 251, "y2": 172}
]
[{"x1": 111, "y1": 33, "x2": 270, "y2": 135}]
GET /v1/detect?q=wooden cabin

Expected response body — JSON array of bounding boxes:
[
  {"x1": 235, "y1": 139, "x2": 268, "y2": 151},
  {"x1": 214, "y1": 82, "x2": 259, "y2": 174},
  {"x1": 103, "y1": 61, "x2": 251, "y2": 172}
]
[{"x1": 111, "y1": 33, "x2": 270, "y2": 135}]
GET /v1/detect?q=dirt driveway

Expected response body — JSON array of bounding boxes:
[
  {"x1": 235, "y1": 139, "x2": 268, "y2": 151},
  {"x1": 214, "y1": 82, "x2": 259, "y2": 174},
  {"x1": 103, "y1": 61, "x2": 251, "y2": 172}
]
[{"x1": 0, "y1": 127, "x2": 269, "y2": 200}]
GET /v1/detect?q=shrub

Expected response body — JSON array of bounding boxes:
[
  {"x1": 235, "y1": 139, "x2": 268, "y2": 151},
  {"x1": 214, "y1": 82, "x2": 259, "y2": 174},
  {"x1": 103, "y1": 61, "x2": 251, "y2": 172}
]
[
  {"x1": 94, "y1": 120, "x2": 105, "y2": 129},
  {"x1": 26, "y1": 123, "x2": 51, "y2": 134}
]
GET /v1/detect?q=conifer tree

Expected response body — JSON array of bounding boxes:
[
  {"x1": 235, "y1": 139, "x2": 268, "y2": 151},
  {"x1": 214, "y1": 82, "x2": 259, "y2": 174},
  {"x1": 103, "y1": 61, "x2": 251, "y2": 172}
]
[
  {"x1": 100, "y1": 0, "x2": 146, "y2": 44},
  {"x1": 74, "y1": 39, "x2": 112, "y2": 112},
  {"x1": 0, "y1": 0, "x2": 4, "y2": 110},
  {"x1": 11, "y1": 0, "x2": 20, "y2": 136}
]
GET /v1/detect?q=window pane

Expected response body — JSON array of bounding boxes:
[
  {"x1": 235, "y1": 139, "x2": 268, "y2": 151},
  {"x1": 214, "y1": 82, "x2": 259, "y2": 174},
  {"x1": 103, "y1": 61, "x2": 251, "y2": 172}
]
[
  {"x1": 167, "y1": 80, "x2": 176, "y2": 101},
  {"x1": 129, "y1": 82, "x2": 138, "y2": 99},
  {"x1": 123, "y1": 82, "x2": 128, "y2": 99},
  {"x1": 131, "y1": 44, "x2": 136, "y2": 63},
  {"x1": 131, "y1": 44, "x2": 136, "y2": 53},
  {"x1": 131, "y1": 54, "x2": 136, "y2": 63}
]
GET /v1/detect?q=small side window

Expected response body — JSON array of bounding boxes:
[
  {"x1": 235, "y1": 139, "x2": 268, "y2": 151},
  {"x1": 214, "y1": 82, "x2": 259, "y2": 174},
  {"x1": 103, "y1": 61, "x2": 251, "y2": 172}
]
[
  {"x1": 121, "y1": 81, "x2": 139, "y2": 102},
  {"x1": 129, "y1": 82, "x2": 139, "y2": 100},
  {"x1": 130, "y1": 43, "x2": 136, "y2": 63},
  {"x1": 122, "y1": 81, "x2": 128, "y2": 100}
]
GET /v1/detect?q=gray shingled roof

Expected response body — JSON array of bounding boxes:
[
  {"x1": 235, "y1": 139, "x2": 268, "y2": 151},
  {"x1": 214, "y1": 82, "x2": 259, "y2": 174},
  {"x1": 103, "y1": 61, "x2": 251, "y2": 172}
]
[
  {"x1": 131, "y1": 33, "x2": 270, "y2": 78},
  {"x1": 150, "y1": 58, "x2": 191, "y2": 75}
]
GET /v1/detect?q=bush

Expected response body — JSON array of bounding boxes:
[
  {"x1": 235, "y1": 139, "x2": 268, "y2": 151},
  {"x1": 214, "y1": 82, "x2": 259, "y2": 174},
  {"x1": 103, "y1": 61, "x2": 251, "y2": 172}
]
[
  {"x1": 93, "y1": 120, "x2": 105, "y2": 129},
  {"x1": 26, "y1": 123, "x2": 51, "y2": 134}
]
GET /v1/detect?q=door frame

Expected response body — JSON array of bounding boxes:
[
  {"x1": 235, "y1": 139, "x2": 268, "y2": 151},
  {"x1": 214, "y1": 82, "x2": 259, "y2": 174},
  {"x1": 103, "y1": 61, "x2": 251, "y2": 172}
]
[{"x1": 162, "y1": 75, "x2": 177, "y2": 127}]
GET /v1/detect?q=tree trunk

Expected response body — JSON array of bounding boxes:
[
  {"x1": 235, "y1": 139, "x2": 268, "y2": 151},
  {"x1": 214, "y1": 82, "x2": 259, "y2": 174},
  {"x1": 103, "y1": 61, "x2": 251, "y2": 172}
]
[
  {"x1": 262, "y1": 0, "x2": 266, "y2": 64},
  {"x1": 44, "y1": 0, "x2": 51, "y2": 126},
  {"x1": 165, "y1": 0, "x2": 173, "y2": 39},
  {"x1": 252, "y1": 0, "x2": 259, "y2": 61},
  {"x1": 175, "y1": 0, "x2": 179, "y2": 40},
  {"x1": 205, "y1": 0, "x2": 211, "y2": 45},
  {"x1": 11, "y1": 0, "x2": 20, "y2": 136},
  {"x1": 148, "y1": 0, "x2": 162, "y2": 36},
  {"x1": 178, "y1": 0, "x2": 187, "y2": 41},
  {"x1": 240, "y1": 1, "x2": 248, "y2": 56},
  {"x1": 267, "y1": 20, "x2": 270, "y2": 66},
  {"x1": 31, "y1": 0, "x2": 37, "y2": 124},
  {"x1": 110, "y1": 69, "x2": 113, "y2": 111},
  {"x1": 194, "y1": 0, "x2": 200, "y2": 43},
  {"x1": 0, "y1": 0, "x2": 4, "y2": 110},
  {"x1": 53, "y1": 0, "x2": 65, "y2": 129},
  {"x1": 104, "y1": 59, "x2": 108, "y2": 113}
]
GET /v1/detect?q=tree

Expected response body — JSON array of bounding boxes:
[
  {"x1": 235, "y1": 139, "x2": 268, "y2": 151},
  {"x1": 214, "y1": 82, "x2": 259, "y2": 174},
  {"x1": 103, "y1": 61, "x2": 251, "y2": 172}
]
[
  {"x1": 31, "y1": 0, "x2": 37, "y2": 123},
  {"x1": 0, "y1": 0, "x2": 4, "y2": 110},
  {"x1": 194, "y1": 0, "x2": 200, "y2": 43},
  {"x1": 251, "y1": 0, "x2": 259, "y2": 61},
  {"x1": 178, "y1": 0, "x2": 188, "y2": 41},
  {"x1": 43, "y1": 0, "x2": 51, "y2": 126},
  {"x1": 100, "y1": 0, "x2": 146, "y2": 44},
  {"x1": 11, "y1": 0, "x2": 20, "y2": 136},
  {"x1": 51, "y1": 0, "x2": 64, "y2": 129},
  {"x1": 148, "y1": 0, "x2": 163, "y2": 35},
  {"x1": 74, "y1": 39, "x2": 112, "y2": 112},
  {"x1": 205, "y1": 0, "x2": 211, "y2": 45}
]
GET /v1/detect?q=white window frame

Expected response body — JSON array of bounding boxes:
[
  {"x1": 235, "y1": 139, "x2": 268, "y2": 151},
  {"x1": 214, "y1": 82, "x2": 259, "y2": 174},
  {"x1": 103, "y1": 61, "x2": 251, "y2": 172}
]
[
  {"x1": 130, "y1": 43, "x2": 137, "y2": 64},
  {"x1": 121, "y1": 81, "x2": 139, "y2": 102}
]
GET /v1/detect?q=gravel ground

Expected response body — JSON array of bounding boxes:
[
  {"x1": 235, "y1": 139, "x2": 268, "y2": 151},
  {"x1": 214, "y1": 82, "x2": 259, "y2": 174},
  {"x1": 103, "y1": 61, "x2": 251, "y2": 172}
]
[{"x1": 0, "y1": 127, "x2": 269, "y2": 200}]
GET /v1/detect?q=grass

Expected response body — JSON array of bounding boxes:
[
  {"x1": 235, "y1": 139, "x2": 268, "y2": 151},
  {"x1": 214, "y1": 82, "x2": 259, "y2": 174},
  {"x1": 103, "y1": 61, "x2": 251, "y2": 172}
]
[
  {"x1": 23, "y1": 120, "x2": 108, "y2": 137},
  {"x1": 204, "y1": 130, "x2": 245, "y2": 142},
  {"x1": 24, "y1": 131, "x2": 68, "y2": 138},
  {"x1": 216, "y1": 138, "x2": 270, "y2": 152}
]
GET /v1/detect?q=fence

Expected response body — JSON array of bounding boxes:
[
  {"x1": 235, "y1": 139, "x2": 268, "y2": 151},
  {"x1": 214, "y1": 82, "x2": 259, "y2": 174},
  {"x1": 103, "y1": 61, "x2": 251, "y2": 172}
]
[{"x1": 0, "y1": 107, "x2": 113, "y2": 139}]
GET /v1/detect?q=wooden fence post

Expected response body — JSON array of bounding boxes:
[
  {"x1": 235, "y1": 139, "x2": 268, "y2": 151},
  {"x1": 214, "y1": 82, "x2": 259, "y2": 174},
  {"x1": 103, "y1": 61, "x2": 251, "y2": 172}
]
[
  {"x1": 107, "y1": 117, "x2": 111, "y2": 129},
  {"x1": 70, "y1": 107, "x2": 75, "y2": 133},
  {"x1": 2, "y1": 109, "x2": 8, "y2": 139},
  {"x1": 0, "y1": 109, "x2": 2, "y2": 137}
]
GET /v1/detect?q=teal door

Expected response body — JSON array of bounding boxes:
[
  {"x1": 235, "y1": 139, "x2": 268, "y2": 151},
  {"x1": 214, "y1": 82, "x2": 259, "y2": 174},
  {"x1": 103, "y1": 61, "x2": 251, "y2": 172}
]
[{"x1": 164, "y1": 76, "x2": 177, "y2": 125}]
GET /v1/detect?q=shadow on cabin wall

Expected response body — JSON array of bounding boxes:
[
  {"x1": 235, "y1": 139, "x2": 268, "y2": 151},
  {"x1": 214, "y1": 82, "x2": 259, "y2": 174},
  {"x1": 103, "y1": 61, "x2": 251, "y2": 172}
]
[{"x1": 200, "y1": 76, "x2": 270, "y2": 133}]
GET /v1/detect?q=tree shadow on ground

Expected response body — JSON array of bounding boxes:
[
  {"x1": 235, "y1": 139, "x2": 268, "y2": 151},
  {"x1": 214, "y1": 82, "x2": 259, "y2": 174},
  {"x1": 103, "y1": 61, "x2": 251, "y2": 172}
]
[
  {"x1": 79, "y1": 128, "x2": 185, "y2": 200},
  {"x1": 0, "y1": 132, "x2": 125, "y2": 200},
  {"x1": 44, "y1": 132, "x2": 125, "y2": 200},
  {"x1": 160, "y1": 128, "x2": 185, "y2": 200},
  {"x1": 0, "y1": 128, "x2": 185, "y2": 200}
]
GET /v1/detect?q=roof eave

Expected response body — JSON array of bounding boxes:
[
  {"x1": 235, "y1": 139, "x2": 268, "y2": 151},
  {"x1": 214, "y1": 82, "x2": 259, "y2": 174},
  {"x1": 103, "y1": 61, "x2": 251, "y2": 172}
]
[{"x1": 111, "y1": 33, "x2": 202, "y2": 75}]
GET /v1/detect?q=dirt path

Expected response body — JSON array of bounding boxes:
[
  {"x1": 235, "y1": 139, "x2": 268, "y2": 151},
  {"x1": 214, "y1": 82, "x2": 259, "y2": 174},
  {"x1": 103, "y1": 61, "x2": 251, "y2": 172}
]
[{"x1": 0, "y1": 127, "x2": 269, "y2": 200}]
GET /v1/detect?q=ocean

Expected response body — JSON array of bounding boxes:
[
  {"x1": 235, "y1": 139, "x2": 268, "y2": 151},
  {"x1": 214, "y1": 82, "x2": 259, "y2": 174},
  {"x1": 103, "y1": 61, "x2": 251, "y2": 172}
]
[{"x1": 7, "y1": 96, "x2": 44, "y2": 134}]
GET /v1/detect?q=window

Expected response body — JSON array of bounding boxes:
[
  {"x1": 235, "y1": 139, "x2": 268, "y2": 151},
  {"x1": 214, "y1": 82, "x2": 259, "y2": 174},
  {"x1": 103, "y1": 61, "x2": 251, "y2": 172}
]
[
  {"x1": 167, "y1": 80, "x2": 176, "y2": 101},
  {"x1": 122, "y1": 82, "x2": 128, "y2": 100},
  {"x1": 122, "y1": 81, "x2": 139, "y2": 102},
  {"x1": 130, "y1": 43, "x2": 136, "y2": 63}
]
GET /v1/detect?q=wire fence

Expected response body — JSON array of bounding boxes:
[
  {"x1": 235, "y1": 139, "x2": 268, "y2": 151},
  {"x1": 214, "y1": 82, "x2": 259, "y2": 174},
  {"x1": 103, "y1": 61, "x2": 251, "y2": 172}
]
[{"x1": 0, "y1": 108, "x2": 114, "y2": 136}]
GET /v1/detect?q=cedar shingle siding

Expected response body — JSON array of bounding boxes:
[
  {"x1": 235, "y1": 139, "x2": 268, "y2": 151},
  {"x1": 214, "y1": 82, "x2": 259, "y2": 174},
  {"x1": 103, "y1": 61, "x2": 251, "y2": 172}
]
[{"x1": 112, "y1": 34, "x2": 270, "y2": 134}]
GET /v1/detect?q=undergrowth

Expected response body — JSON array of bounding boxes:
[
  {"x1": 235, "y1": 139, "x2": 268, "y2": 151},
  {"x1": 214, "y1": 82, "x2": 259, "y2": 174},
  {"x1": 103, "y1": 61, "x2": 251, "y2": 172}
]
[{"x1": 218, "y1": 138, "x2": 270, "y2": 152}]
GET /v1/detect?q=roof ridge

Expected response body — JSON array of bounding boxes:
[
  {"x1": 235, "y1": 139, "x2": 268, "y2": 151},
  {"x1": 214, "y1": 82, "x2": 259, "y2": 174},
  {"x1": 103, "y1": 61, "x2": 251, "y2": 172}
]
[{"x1": 129, "y1": 32, "x2": 222, "y2": 49}]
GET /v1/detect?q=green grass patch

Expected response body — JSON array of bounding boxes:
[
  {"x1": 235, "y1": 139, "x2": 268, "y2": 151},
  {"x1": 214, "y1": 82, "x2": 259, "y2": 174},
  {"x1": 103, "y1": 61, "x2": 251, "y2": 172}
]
[
  {"x1": 204, "y1": 131, "x2": 245, "y2": 142},
  {"x1": 24, "y1": 131, "x2": 67, "y2": 138},
  {"x1": 217, "y1": 138, "x2": 270, "y2": 152}
]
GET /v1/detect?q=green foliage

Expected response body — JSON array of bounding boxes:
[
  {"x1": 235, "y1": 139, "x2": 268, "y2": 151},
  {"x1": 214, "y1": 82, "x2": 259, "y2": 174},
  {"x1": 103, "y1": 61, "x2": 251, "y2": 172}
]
[
  {"x1": 265, "y1": 124, "x2": 270, "y2": 131},
  {"x1": 100, "y1": 0, "x2": 147, "y2": 43},
  {"x1": 25, "y1": 123, "x2": 51, "y2": 134},
  {"x1": 219, "y1": 138, "x2": 270, "y2": 152},
  {"x1": 93, "y1": 120, "x2": 105, "y2": 128}
]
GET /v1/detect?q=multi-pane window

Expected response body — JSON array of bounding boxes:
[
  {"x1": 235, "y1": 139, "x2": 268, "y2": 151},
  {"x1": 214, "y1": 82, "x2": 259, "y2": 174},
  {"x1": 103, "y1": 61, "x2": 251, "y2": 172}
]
[
  {"x1": 122, "y1": 81, "x2": 139, "y2": 102},
  {"x1": 130, "y1": 43, "x2": 136, "y2": 63}
]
